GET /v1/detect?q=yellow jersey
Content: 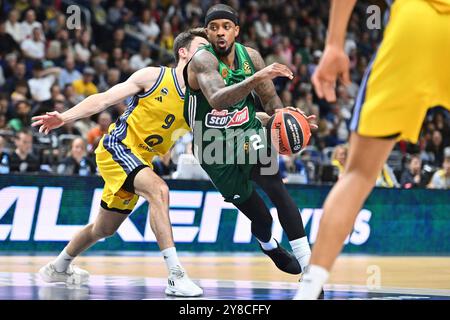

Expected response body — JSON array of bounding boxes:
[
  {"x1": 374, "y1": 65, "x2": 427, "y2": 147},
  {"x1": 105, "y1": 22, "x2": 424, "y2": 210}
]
[
  {"x1": 388, "y1": 0, "x2": 450, "y2": 12},
  {"x1": 351, "y1": 0, "x2": 450, "y2": 143},
  {"x1": 426, "y1": 0, "x2": 450, "y2": 12},
  {"x1": 94, "y1": 66, "x2": 190, "y2": 213},
  {"x1": 103, "y1": 66, "x2": 190, "y2": 165}
]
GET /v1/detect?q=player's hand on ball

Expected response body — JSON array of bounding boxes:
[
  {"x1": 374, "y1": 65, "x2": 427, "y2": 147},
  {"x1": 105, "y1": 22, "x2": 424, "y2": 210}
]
[
  {"x1": 311, "y1": 44, "x2": 351, "y2": 102},
  {"x1": 277, "y1": 107, "x2": 318, "y2": 130},
  {"x1": 256, "y1": 112, "x2": 271, "y2": 127},
  {"x1": 31, "y1": 111, "x2": 65, "y2": 135}
]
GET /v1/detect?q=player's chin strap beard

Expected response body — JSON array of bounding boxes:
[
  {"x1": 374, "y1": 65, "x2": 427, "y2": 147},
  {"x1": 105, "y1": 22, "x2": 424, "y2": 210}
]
[{"x1": 215, "y1": 41, "x2": 235, "y2": 57}]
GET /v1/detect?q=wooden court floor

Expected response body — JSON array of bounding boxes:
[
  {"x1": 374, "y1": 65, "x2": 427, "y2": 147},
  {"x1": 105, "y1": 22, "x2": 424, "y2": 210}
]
[{"x1": 0, "y1": 255, "x2": 449, "y2": 290}]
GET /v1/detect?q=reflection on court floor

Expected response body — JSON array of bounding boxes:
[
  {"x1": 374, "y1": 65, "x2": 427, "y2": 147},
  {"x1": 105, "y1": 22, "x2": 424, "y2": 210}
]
[{"x1": 0, "y1": 272, "x2": 449, "y2": 300}]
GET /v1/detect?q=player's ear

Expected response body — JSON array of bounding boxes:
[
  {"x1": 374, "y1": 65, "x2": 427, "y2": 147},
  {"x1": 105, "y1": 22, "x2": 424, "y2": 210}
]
[
  {"x1": 178, "y1": 47, "x2": 188, "y2": 60},
  {"x1": 235, "y1": 25, "x2": 240, "y2": 38}
]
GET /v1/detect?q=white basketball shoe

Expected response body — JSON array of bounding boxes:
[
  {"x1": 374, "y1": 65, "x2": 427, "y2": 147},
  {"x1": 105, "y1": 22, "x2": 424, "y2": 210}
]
[
  {"x1": 165, "y1": 266, "x2": 203, "y2": 297},
  {"x1": 39, "y1": 262, "x2": 90, "y2": 285}
]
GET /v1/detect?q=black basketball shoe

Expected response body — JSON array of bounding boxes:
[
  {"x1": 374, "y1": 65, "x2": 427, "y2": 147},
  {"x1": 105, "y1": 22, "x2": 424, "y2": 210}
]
[{"x1": 259, "y1": 240, "x2": 302, "y2": 275}]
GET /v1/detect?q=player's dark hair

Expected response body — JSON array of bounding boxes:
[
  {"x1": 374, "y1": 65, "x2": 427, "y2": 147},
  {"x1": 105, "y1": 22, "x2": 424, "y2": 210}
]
[{"x1": 173, "y1": 28, "x2": 208, "y2": 63}]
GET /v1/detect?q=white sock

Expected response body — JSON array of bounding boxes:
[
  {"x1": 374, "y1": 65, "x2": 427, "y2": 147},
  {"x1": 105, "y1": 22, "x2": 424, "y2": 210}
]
[
  {"x1": 294, "y1": 265, "x2": 329, "y2": 300},
  {"x1": 289, "y1": 236, "x2": 311, "y2": 271},
  {"x1": 257, "y1": 237, "x2": 278, "y2": 251},
  {"x1": 161, "y1": 247, "x2": 181, "y2": 271},
  {"x1": 52, "y1": 248, "x2": 75, "y2": 272}
]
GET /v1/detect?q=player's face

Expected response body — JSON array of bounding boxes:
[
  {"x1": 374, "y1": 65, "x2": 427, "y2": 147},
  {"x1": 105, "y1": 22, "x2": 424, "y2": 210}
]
[
  {"x1": 206, "y1": 19, "x2": 239, "y2": 57},
  {"x1": 187, "y1": 36, "x2": 209, "y2": 61}
]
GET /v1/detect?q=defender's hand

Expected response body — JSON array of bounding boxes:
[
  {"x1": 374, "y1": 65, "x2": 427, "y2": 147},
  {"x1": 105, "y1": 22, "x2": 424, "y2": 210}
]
[
  {"x1": 311, "y1": 45, "x2": 351, "y2": 102},
  {"x1": 32, "y1": 111, "x2": 65, "y2": 135}
]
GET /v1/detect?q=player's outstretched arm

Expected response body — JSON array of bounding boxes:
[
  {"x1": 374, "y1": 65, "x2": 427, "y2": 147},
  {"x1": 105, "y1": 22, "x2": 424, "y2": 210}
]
[
  {"x1": 190, "y1": 49, "x2": 293, "y2": 110},
  {"x1": 32, "y1": 67, "x2": 161, "y2": 134},
  {"x1": 326, "y1": 0, "x2": 357, "y2": 48}
]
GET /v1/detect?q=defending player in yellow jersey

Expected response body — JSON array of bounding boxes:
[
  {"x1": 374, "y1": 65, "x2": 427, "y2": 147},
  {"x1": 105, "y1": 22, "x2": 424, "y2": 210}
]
[
  {"x1": 32, "y1": 29, "x2": 208, "y2": 297},
  {"x1": 295, "y1": 0, "x2": 450, "y2": 299},
  {"x1": 96, "y1": 64, "x2": 191, "y2": 214}
]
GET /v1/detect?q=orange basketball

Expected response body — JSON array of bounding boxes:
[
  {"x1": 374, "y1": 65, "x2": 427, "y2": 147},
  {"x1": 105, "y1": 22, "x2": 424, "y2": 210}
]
[{"x1": 267, "y1": 108, "x2": 311, "y2": 155}]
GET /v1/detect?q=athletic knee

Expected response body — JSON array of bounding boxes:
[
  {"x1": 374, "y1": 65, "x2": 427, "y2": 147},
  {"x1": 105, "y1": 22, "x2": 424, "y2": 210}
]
[
  {"x1": 92, "y1": 223, "x2": 117, "y2": 239},
  {"x1": 344, "y1": 168, "x2": 379, "y2": 187},
  {"x1": 142, "y1": 182, "x2": 169, "y2": 203}
]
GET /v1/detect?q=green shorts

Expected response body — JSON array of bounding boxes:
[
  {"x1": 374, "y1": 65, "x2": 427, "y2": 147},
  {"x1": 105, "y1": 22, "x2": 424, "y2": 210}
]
[{"x1": 198, "y1": 127, "x2": 274, "y2": 204}]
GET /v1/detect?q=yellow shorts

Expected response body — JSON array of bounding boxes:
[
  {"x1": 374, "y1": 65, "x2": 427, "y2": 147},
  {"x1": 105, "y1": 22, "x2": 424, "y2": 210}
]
[
  {"x1": 96, "y1": 135, "x2": 154, "y2": 214},
  {"x1": 351, "y1": 0, "x2": 450, "y2": 143}
]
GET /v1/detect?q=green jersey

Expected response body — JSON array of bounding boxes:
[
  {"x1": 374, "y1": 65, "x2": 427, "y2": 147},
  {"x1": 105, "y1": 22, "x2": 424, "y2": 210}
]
[
  {"x1": 183, "y1": 42, "x2": 274, "y2": 204},
  {"x1": 183, "y1": 43, "x2": 261, "y2": 155}
]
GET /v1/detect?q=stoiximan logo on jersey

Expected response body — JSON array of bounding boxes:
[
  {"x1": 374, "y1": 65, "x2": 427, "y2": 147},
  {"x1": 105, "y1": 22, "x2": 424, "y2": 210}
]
[{"x1": 205, "y1": 106, "x2": 249, "y2": 128}]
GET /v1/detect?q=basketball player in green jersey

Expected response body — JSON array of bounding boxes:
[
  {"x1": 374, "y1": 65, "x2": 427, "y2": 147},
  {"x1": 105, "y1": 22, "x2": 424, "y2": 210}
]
[{"x1": 184, "y1": 4, "x2": 320, "y2": 279}]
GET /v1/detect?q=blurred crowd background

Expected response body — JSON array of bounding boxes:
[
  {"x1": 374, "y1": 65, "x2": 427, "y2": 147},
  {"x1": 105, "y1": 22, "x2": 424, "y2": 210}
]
[{"x1": 0, "y1": 0, "x2": 449, "y2": 189}]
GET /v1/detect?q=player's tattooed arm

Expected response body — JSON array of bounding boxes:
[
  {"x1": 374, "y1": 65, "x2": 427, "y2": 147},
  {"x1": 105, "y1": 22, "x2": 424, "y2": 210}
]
[
  {"x1": 191, "y1": 49, "x2": 293, "y2": 110},
  {"x1": 247, "y1": 47, "x2": 284, "y2": 116},
  {"x1": 191, "y1": 50, "x2": 262, "y2": 110}
]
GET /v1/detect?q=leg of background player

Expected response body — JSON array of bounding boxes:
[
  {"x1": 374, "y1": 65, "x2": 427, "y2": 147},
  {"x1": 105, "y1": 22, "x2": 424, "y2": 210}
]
[
  {"x1": 49, "y1": 168, "x2": 177, "y2": 271},
  {"x1": 133, "y1": 167, "x2": 174, "y2": 251},
  {"x1": 294, "y1": 133, "x2": 395, "y2": 299},
  {"x1": 251, "y1": 167, "x2": 311, "y2": 271},
  {"x1": 133, "y1": 167, "x2": 203, "y2": 296},
  {"x1": 39, "y1": 207, "x2": 127, "y2": 284},
  {"x1": 41, "y1": 167, "x2": 202, "y2": 296},
  {"x1": 65, "y1": 208, "x2": 127, "y2": 258},
  {"x1": 52, "y1": 167, "x2": 178, "y2": 273}
]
